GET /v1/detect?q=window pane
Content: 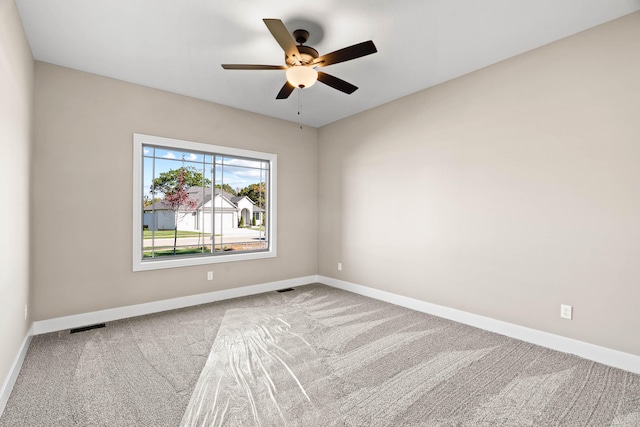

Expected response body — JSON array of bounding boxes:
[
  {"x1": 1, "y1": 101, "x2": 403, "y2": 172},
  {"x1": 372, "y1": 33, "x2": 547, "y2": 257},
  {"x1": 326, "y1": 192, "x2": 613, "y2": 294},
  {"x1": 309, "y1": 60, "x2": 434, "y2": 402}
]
[
  {"x1": 139, "y1": 141, "x2": 271, "y2": 265},
  {"x1": 214, "y1": 158, "x2": 268, "y2": 252}
]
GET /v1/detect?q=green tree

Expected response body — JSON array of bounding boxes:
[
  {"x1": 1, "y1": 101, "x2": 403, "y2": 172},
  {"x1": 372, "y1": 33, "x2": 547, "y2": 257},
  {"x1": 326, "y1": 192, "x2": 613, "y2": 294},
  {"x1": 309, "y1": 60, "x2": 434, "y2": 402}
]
[
  {"x1": 150, "y1": 167, "x2": 211, "y2": 196},
  {"x1": 239, "y1": 182, "x2": 266, "y2": 206},
  {"x1": 215, "y1": 183, "x2": 237, "y2": 196}
]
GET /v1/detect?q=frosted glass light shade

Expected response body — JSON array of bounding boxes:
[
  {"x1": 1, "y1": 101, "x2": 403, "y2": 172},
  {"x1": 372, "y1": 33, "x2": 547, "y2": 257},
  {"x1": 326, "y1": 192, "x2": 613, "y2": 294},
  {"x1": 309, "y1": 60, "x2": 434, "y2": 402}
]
[{"x1": 286, "y1": 66, "x2": 318, "y2": 89}]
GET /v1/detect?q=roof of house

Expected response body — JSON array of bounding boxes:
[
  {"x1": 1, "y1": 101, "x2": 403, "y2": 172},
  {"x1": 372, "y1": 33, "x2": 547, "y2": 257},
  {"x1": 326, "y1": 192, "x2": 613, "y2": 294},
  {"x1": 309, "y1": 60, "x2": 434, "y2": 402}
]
[{"x1": 143, "y1": 187, "x2": 256, "y2": 211}]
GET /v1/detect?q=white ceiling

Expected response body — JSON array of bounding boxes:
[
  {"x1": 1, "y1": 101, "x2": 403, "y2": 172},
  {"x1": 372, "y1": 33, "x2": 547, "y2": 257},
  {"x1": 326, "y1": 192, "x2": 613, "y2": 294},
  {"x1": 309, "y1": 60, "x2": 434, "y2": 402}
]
[{"x1": 15, "y1": 0, "x2": 640, "y2": 128}]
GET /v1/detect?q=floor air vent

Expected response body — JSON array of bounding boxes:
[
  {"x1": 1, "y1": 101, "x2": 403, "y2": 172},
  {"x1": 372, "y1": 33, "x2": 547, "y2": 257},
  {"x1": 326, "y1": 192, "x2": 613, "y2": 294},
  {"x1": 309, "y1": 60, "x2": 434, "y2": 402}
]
[
  {"x1": 70, "y1": 323, "x2": 106, "y2": 334},
  {"x1": 276, "y1": 288, "x2": 295, "y2": 293}
]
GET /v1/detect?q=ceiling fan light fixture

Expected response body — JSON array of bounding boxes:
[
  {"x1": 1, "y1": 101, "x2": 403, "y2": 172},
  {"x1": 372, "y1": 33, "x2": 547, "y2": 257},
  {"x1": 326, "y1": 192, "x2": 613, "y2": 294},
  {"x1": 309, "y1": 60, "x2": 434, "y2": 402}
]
[
  {"x1": 286, "y1": 65, "x2": 318, "y2": 89},
  {"x1": 222, "y1": 19, "x2": 377, "y2": 99}
]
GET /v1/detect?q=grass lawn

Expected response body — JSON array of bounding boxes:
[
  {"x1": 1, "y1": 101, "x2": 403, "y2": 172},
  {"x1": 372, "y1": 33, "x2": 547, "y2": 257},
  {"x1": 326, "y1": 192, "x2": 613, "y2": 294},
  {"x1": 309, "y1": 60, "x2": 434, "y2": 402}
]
[
  {"x1": 143, "y1": 230, "x2": 210, "y2": 239},
  {"x1": 143, "y1": 246, "x2": 212, "y2": 257},
  {"x1": 143, "y1": 242, "x2": 266, "y2": 258}
]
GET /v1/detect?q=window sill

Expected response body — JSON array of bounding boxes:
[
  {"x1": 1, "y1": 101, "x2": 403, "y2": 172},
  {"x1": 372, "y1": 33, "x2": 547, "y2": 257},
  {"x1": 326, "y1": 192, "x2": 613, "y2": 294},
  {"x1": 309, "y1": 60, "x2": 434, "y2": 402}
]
[{"x1": 132, "y1": 249, "x2": 277, "y2": 272}]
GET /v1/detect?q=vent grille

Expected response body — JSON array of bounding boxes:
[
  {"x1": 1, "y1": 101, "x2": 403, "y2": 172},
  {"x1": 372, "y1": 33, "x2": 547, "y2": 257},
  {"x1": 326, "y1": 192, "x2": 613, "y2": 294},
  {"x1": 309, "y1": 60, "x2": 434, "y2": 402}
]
[{"x1": 70, "y1": 323, "x2": 106, "y2": 334}]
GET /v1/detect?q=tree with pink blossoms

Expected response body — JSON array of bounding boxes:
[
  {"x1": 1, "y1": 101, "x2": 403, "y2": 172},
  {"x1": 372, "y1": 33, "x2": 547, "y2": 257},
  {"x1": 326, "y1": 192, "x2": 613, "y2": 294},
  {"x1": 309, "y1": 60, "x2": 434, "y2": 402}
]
[{"x1": 153, "y1": 167, "x2": 198, "y2": 255}]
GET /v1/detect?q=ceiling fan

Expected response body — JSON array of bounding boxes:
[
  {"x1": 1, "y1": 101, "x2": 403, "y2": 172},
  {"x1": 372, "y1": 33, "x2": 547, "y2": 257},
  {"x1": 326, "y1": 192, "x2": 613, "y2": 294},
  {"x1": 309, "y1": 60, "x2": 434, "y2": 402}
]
[{"x1": 222, "y1": 19, "x2": 377, "y2": 99}]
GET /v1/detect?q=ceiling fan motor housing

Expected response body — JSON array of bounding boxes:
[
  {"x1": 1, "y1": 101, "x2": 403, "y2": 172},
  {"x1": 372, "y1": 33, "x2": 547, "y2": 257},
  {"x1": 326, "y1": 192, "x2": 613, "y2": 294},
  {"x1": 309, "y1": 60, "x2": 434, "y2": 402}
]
[{"x1": 286, "y1": 43, "x2": 319, "y2": 66}]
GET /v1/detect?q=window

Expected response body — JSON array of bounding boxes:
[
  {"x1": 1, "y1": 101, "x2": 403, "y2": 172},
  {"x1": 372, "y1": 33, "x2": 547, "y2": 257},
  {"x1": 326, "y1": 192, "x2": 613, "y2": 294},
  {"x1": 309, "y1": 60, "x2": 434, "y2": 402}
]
[{"x1": 133, "y1": 134, "x2": 276, "y2": 271}]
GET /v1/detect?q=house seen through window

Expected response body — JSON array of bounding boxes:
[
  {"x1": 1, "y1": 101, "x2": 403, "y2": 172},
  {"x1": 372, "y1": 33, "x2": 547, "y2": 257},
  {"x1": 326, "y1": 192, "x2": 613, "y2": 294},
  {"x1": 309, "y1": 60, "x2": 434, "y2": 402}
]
[{"x1": 133, "y1": 134, "x2": 276, "y2": 271}]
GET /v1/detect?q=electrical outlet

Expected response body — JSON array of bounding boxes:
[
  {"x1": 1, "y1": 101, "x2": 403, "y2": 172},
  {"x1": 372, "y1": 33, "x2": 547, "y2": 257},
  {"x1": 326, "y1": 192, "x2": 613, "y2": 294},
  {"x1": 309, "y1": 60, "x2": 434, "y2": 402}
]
[
  {"x1": 338, "y1": 262, "x2": 342, "y2": 271},
  {"x1": 207, "y1": 271, "x2": 214, "y2": 281},
  {"x1": 560, "y1": 304, "x2": 572, "y2": 320},
  {"x1": 24, "y1": 305, "x2": 28, "y2": 320}
]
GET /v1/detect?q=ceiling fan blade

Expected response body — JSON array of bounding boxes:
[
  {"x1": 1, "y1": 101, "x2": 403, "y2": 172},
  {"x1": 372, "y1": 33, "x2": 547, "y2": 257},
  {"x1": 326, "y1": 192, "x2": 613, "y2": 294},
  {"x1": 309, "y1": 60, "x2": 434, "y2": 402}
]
[
  {"x1": 313, "y1": 40, "x2": 377, "y2": 67},
  {"x1": 317, "y1": 72, "x2": 358, "y2": 94},
  {"x1": 221, "y1": 64, "x2": 286, "y2": 70},
  {"x1": 263, "y1": 19, "x2": 302, "y2": 65},
  {"x1": 276, "y1": 81, "x2": 295, "y2": 99}
]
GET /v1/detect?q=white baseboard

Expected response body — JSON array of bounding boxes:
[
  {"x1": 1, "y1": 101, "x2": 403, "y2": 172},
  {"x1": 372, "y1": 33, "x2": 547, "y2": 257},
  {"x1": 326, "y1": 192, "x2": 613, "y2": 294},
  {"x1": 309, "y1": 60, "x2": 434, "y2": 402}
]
[
  {"x1": 319, "y1": 275, "x2": 640, "y2": 374},
  {"x1": 32, "y1": 275, "x2": 317, "y2": 335},
  {"x1": 0, "y1": 325, "x2": 33, "y2": 417},
  {"x1": 3, "y1": 276, "x2": 317, "y2": 416},
  {"x1": 11, "y1": 272, "x2": 637, "y2": 417}
]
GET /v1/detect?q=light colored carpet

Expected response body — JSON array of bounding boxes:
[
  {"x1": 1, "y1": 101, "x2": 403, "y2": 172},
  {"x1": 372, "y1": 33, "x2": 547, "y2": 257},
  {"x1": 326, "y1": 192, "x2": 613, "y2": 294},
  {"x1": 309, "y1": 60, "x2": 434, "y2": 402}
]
[{"x1": 1, "y1": 284, "x2": 639, "y2": 426}]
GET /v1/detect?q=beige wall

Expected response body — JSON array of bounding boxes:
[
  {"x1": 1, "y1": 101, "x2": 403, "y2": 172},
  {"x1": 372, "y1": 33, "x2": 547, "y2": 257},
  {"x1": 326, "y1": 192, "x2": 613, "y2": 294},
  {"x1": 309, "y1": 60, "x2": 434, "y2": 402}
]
[
  {"x1": 7, "y1": 7, "x2": 640, "y2": 390},
  {"x1": 32, "y1": 62, "x2": 318, "y2": 320},
  {"x1": 0, "y1": 0, "x2": 33, "y2": 392},
  {"x1": 318, "y1": 12, "x2": 640, "y2": 356}
]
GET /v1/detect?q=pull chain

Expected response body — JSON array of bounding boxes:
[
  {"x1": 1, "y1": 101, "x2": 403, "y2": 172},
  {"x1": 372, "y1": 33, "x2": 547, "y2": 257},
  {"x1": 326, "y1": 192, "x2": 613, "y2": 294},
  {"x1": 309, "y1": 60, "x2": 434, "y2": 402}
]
[{"x1": 297, "y1": 88, "x2": 303, "y2": 130}]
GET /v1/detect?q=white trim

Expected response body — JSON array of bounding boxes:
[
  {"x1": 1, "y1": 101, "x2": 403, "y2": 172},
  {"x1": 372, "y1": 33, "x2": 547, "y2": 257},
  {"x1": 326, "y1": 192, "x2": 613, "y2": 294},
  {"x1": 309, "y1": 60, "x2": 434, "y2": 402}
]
[
  {"x1": 12, "y1": 272, "x2": 637, "y2": 417},
  {"x1": 133, "y1": 249, "x2": 277, "y2": 271},
  {"x1": 0, "y1": 326, "x2": 33, "y2": 417},
  {"x1": 132, "y1": 133, "x2": 277, "y2": 272},
  {"x1": 32, "y1": 276, "x2": 316, "y2": 335},
  {"x1": 318, "y1": 275, "x2": 640, "y2": 374}
]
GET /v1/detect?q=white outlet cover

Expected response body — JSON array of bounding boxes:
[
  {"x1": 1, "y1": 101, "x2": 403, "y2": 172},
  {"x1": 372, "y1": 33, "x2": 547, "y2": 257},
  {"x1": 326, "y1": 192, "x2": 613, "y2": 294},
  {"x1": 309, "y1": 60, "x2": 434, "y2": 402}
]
[{"x1": 560, "y1": 304, "x2": 573, "y2": 319}]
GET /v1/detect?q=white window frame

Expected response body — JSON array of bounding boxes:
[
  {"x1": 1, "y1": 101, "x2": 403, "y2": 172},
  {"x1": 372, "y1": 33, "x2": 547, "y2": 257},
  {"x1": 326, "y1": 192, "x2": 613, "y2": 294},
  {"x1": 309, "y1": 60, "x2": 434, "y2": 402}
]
[{"x1": 132, "y1": 133, "x2": 277, "y2": 272}]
